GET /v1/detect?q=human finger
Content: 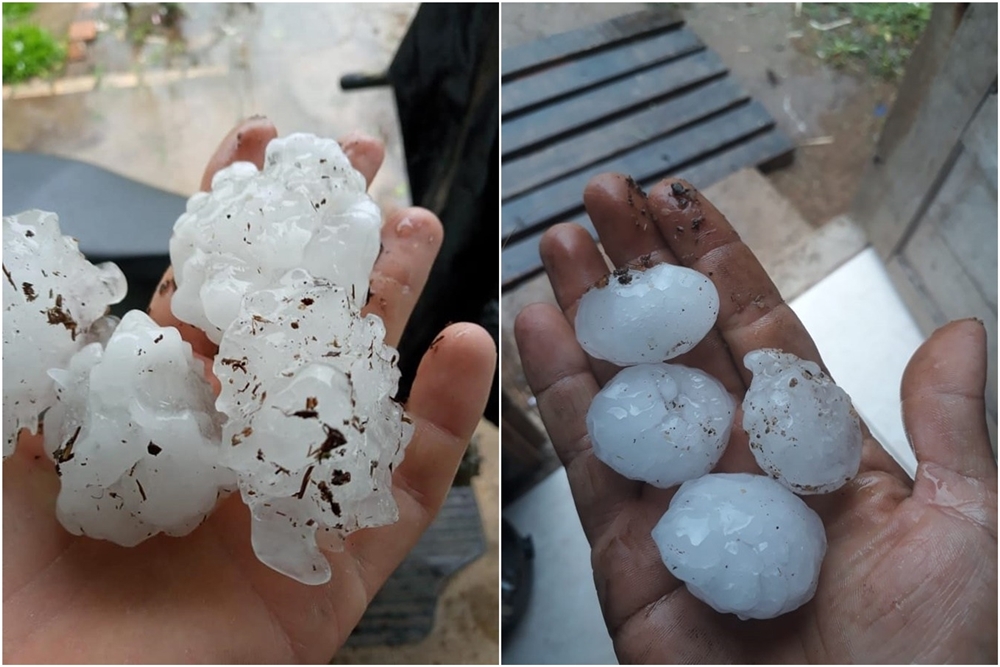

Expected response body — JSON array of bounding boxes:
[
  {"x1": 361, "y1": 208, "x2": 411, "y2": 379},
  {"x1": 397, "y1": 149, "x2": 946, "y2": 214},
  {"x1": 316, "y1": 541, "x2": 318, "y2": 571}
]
[
  {"x1": 362, "y1": 207, "x2": 443, "y2": 348},
  {"x1": 343, "y1": 323, "x2": 496, "y2": 598},
  {"x1": 338, "y1": 130, "x2": 384, "y2": 187},
  {"x1": 583, "y1": 173, "x2": 745, "y2": 397},
  {"x1": 903, "y1": 319, "x2": 998, "y2": 491},
  {"x1": 515, "y1": 302, "x2": 639, "y2": 543},
  {"x1": 646, "y1": 177, "x2": 908, "y2": 481}
]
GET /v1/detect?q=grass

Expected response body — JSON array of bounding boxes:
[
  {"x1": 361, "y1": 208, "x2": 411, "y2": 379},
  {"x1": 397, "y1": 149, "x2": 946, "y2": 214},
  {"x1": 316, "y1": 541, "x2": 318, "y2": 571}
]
[
  {"x1": 803, "y1": 3, "x2": 932, "y2": 81},
  {"x1": 2, "y1": 2, "x2": 66, "y2": 84}
]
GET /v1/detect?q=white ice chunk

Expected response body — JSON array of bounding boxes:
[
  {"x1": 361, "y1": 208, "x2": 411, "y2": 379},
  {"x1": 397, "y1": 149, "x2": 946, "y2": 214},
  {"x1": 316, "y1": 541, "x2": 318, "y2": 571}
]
[
  {"x1": 652, "y1": 473, "x2": 827, "y2": 620},
  {"x1": 215, "y1": 271, "x2": 412, "y2": 585},
  {"x1": 3, "y1": 210, "x2": 126, "y2": 457},
  {"x1": 575, "y1": 263, "x2": 719, "y2": 365},
  {"x1": 742, "y1": 349, "x2": 862, "y2": 494},
  {"x1": 587, "y1": 363, "x2": 734, "y2": 488},
  {"x1": 43, "y1": 311, "x2": 233, "y2": 545},
  {"x1": 170, "y1": 133, "x2": 381, "y2": 343}
]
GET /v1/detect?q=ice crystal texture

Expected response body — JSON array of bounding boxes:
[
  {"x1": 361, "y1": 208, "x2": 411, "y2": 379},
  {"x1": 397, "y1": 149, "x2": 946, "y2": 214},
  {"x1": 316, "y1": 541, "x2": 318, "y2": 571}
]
[
  {"x1": 43, "y1": 311, "x2": 233, "y2": 546},
  {"x1": 575, "y1": 263, "x2": 719, "y2": 365},
  {"x1": 652, "y1": 473, "x2": 826, "y2": 620},
  {"x1": 3, "y1": 210, "x2": 126, "y2": 457},
  {"x1": 742, "y1": 349, "x2": 862, "y2": 494},
  {"x1": 587, "y1": 363, "x2": 734, "y2": 488},
  {"x1": 215, "y1": 271, "x2": 412, "y2": 585},
  {"x1": 170, "y1": 133, "x2": 382, "y2": 344}
]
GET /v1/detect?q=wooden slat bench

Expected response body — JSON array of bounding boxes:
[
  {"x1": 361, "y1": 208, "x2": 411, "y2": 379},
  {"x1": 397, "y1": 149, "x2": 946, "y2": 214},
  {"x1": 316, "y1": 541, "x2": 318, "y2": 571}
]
[{"x1": 501, "y1": 8, "x2": 795, "y2": 291}]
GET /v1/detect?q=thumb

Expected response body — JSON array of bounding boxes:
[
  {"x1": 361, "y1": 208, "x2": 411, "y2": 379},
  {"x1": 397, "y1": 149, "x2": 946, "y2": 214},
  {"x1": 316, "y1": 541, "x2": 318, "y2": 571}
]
[{"x1": 901, "y1": 319, "x2": 996, "y2": 484}]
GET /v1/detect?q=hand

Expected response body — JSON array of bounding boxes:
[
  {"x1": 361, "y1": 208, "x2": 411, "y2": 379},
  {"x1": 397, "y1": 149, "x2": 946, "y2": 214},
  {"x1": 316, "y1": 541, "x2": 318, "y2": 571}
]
[
  {"x1": 515, "y1": 173, "x2": 997, "y2": 663},
  {"x1": 3, "y1": 118, "x2": 497, "y2": 663}
]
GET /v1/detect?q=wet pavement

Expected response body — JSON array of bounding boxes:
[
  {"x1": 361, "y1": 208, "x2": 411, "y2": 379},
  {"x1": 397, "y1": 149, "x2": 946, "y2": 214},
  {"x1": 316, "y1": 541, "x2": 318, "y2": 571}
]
[{"x1": 4, "y1": 3, "x2": 415, "y2": 212}]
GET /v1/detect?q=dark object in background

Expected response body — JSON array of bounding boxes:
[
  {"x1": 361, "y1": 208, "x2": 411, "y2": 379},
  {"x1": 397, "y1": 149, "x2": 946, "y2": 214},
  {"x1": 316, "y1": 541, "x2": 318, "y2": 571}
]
[
  {"x1": 343, "y1": 3, "x2": 500, "y2": 426},
  {"x1": 501, "y1": 518, "x2": 534, "y2": 637},
  {"x1": 1, "y1": 150, "x2": 178, "y2": 316}
]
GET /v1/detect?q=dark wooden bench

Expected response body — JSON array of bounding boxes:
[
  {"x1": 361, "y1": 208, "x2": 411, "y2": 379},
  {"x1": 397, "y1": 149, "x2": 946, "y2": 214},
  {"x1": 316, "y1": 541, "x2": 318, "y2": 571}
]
[{"x1": 501, "y1": 8, "x2": 795, "y2": 291}]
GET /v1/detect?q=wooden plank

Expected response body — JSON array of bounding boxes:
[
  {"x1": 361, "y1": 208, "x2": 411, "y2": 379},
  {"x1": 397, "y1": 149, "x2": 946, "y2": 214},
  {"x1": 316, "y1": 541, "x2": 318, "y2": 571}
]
[
  {"x1": 502, "y1": 49, "x2": 726, "y2": 158},
  {"x1": 852, "y1": 2, "x2": 998, "y2": 257},
  {"x1": 897, "y1": 223, "x2": 998, "y2": 420},
  {"x1": 502, "y1": 100, "x2": 775, "y2": 241},
  {"x1": 501, "y1": 128, "x2": 794, "y2": 289},
  {"x1": 926, "y1": 150, "x2": 998, "y2": 311},
  {"x1": 501, "y1": 27, "x2": 702, "y2": 116},
  {"x1": 961, "y1": 93, "x2": 998, "y2": 188},
  {"x1": 501, "y1": 7, "x2": 683, "y2": 80},
  {"x1": 502, "y1": 77, "x2": 748, "y2": 199}
]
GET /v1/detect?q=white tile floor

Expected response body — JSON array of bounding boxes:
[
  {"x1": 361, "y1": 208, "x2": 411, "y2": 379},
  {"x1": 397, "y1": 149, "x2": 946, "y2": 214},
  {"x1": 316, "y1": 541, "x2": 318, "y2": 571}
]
[{"x1": 502, "y1": 247, "x2": 927, "y2": 664}]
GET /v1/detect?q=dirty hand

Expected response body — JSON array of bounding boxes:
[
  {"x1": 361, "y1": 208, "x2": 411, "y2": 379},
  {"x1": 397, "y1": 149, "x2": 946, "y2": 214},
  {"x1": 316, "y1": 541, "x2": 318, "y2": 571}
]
[
  {"x1": 515, "y1": 173, "x2": 997, "y2": 663},
  {"x1": 3, "y1": 117, "x2": 497, "y2": 663}
]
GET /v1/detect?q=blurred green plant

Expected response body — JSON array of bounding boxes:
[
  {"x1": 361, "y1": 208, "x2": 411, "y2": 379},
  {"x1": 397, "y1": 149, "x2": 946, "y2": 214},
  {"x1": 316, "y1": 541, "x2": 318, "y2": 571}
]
[
  {"x1": 804, "y1": 3, "x2": 931, "y2": 81},
  {"x1": 2, "y1": 3, "x2": 37, "y2": 22},
  {"x1": 2, "y1": 2, "x2": 67, "y2": 84}
]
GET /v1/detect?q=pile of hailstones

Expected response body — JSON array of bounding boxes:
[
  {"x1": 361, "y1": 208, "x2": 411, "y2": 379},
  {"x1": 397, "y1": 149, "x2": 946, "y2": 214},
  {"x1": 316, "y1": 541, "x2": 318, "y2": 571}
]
[
  {"x1": 2, "y1": 134, "x2": 412, "y2": 585},
  {"x1": 576, "y1": 261, "x2": 862, "y2": 620}
]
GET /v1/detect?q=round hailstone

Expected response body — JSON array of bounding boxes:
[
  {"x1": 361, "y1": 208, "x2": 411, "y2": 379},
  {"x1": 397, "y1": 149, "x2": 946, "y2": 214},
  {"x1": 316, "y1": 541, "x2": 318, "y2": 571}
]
[
  {"x1": 742, "y1": 349, "x2": 862, "y2": 494},
  {"x1": 215, "y1": 270, "x2": 412, "y2": 585},
  {"x1": 170, "y1": 133, "x2": 382, "y2": 344},
  {"x1": 43, "y1": 310, "x2": 233, "y2": 546},
  {"x1": 587, "y1": 363, "x2": 734, "y2": 488},
  {"x1": 575, "y1": 263, "x2": 719, "y2": 365},
  {"x1": 3, "y1": 210, "x2": 126, "y2": 458},
  {"x1": 652, "y1": 473, "x2": 827, "y2": 620}
]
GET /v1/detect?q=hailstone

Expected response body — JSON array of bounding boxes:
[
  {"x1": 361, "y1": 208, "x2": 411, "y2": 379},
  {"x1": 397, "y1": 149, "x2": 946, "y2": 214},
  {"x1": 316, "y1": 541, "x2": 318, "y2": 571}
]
[
  {"x1": 575, "y1": 263, "x2": 719, "y2": 365},
  {"x1": 214, "y1": 270, "x2": 412, "y2": 585},
  {"x1": 170, "y1": 133, "x2": 382, "y2": 344},
  {"x1": 3, "y1": 210, "x2": 126, "y2": 457},
  {"x1": 43, "y1": 310, "x2": 234, "y2": 546},
  {"x1": 742, "y1": 349, "x2": 862, "y2": 494},
  {"x1": 652, "y1": 473, "x2": 826, "y2": 620},
  {"x1": 587, "y1": 363, "x2": 734, "y2": 488}
]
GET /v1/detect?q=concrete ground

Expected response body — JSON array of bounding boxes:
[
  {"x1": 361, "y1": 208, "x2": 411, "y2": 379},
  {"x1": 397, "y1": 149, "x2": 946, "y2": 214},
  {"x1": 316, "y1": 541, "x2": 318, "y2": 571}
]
[{"x1": 4, "y1": 3, "x2": 498, "y2": 664}]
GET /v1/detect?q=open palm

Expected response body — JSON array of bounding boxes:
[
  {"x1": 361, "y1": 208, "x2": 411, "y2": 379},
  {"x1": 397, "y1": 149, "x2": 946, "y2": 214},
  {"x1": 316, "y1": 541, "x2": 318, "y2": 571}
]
[
  {"x1": 3, "y1": 118, "x2": 497, "y2": 663},
  {"x1": 515, "y1": 174, "x2": 997, "y2": 663}
]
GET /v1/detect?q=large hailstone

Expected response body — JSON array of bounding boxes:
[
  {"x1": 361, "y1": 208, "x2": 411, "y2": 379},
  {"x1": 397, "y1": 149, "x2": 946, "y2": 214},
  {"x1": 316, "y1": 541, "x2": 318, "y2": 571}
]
[
  {"x1": 215, "y1": 270, "x2": 412, "y2": 585},
  {"x1": 170, "y1": 133, "x2": 382, "y2": 344},
  {"x1": 587, "y1": 363, "x2": 734, "y2": 488},
  {"x1": 3, "y1": 210, "x2": 126, "y2": 457},
  {"x1": 575, "y1": 263, "x2": 719, "y2": 365},
  {"x1": 43, "y1": 310, "x2": 234, "y2": 546},
  {"x1": 742, "y1": 349, "x2": 862, "y2": 494},
  {"x1": 652, "y1": 473, "x2": 826, "y2": 620}
]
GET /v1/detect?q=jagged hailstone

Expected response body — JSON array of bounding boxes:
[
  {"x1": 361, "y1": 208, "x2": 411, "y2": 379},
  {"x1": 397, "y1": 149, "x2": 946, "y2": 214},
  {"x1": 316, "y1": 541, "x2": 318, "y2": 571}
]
[
  {"x1": 43, "y1": 310, "x2": 234, "y2": 546},
  {"x1": 169, "y1": 133, "x2": 382, "y2": 344},
  {"x1": 214, "y1": 270, "x2": 412, "y2": 585},
  {"x1": 742, "y1": 349, "x2": 862, "y2": 494},
  {"x1": 587, "y1": 363, "x2": 734, "y2": 488},
  {"x1": 575, "y1": 263, "x2": 719, "y2": 365},
  {"x1": 3, "y1": 210, "x2": 126, "y2": 458},
  {"x1": 652, "y1": 473, "x2": 826, "y2": 620}
]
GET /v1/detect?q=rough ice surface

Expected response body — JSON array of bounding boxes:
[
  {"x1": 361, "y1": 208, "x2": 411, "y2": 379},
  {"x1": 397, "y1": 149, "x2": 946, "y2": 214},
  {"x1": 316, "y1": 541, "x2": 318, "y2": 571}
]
[
  {"x1": 587, "y1": 363, "x2": 734, "y2": 488},
  {"x1": 652, "y1": 473, "x2": 827, "y2": 620},
  {"x1": 170, "y1": 133, "x2": 382, "y2": 343},
  {"x1": 3, "y1": 210, "x2": 127, "y2": 457},
  {"x1": 575, "y1": 263, "x2": 719, "y2": 365},
  {"x1": 43, "y1": 311, "x2": 233, "y2": 546},
  {"x1": 215, "y1": 270, "x2": 412, "y2": 585},
  {"x1": 742, "y1": 349, "x2": 862, "y2": 494}
]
